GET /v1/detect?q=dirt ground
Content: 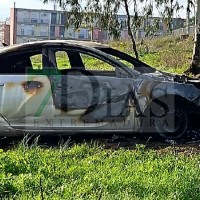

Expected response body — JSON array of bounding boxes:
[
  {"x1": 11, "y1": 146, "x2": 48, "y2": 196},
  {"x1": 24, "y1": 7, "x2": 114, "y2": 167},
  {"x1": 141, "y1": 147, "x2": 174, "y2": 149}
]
[{"x1": 0, "y1": 128, "x2": 200, "y2": 154}]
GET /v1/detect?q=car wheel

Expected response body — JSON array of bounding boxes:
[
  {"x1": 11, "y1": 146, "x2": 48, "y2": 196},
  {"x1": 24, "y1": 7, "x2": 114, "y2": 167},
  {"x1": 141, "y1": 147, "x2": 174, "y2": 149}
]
[
  {"x1": 141, "y1": 99, "x2": 189, "y2": 140},
  {"x1": 154, "y1": 104, "x2": 188, "y2": 140}
]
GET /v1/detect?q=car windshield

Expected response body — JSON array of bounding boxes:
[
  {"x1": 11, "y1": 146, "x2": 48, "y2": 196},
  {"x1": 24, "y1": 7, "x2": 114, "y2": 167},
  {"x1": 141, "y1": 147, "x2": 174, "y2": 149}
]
[{"x1": 96, "y1": 47, "x2": 156, "y2": 74}]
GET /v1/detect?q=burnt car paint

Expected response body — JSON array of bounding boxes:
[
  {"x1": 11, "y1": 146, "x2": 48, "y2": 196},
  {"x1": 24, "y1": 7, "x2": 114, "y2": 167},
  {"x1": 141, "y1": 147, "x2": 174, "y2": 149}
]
[
  {"x1": 97, "y1": 47, "x2": 200, "y2": 112},
  {"x1": 0, "y1": 40, "x2": 200, "y2": 139}
]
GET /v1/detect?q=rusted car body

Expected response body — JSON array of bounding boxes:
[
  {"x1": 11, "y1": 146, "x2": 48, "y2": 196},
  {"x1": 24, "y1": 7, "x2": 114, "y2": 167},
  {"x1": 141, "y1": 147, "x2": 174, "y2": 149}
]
[{"x1": 0, "y1": 40, "x2": 200, "y2": 139}]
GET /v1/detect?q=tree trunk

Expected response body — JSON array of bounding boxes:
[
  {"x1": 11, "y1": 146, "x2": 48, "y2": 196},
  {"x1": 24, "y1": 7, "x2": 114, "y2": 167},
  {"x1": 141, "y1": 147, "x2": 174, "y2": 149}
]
[
  {"x1": 124, "y1": 0, "x2": 139, "y2": 59},
  {"x1": 186, "y1": 0, "x2": 190, "y2": 35},
  {"x1": 190, "y1": 0, "x2": 200, "y2": 75}
]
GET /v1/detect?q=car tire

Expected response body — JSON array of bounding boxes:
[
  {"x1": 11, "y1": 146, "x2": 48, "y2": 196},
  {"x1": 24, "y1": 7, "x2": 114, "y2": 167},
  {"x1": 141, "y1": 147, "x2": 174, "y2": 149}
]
[{"x1": 141, "y1": 98, "x2": 189, "y2": 140}]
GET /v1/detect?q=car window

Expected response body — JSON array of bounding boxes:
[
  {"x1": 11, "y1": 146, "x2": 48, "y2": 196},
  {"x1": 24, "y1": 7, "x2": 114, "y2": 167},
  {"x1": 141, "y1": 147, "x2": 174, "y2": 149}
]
[
  {"x1": 0, "y1": 50, "x2": 44, "y2": 74},
  {"x1": 30, "y1": 54, "x2": 43, "y2": 70},
  {"x1": 99, "y1": 47, "x2": 156, "y2": 73},
  {"x1": 55, "y1": 51, "x2": 71, "y2": 70},
  {"x1": 115, "y1": 57, "x2": 133, "y2": 68},
  {"x1": 49, "y1": 48, "x2": 84, "y2": 72},
  {"x1": 79, "y1": 52, "x2": 129, "y2": 78},
  {"x1": 48, "y1": 47, "x2": 129, "y2": 78},
  {"x1": 99, "y1": 48, "x2": 133, "y2": 68},
  {"x1": 80, "y1": 53, "x2": 115, "y2": 71}
]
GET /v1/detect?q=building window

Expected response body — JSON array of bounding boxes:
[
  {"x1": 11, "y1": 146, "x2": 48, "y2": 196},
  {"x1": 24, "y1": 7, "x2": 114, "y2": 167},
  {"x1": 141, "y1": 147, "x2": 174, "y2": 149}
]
[
  {"x1": 21, "y1": 29, "x2": 25, "y2": 36},
  {"x1": 51, "y1": 13, "x2": 57, "y2": 24},
  {"x1": 50, "y1": 26, "x2": 55, "y2": 37},
  {"x1": 31, "y1": 19, "x2": 37, "y2": 23},
  {"x1": 59, "y1": 26, "x2": 65, "y2": 37},
  {"x1": 61, "y1": 13, "x2": 67, "y2": 25},
  {"x1": 57, "y1": 13, "x2": 61, "y2": 24}
]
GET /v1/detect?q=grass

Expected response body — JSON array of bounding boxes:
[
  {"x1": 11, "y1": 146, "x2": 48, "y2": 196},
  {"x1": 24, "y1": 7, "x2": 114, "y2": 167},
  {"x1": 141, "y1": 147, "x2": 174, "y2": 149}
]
[
  {"x1": 110, "y1": 35, "x2": 194, "y2": 74},
  {"x1": 0, "y1": 138, "x2": 200, "y2": 199}
]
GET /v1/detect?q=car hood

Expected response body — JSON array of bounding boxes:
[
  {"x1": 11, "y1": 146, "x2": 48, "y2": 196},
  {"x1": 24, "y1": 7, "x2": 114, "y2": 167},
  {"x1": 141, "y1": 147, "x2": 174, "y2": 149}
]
[
  {"x1": 142, "y1": 70, "x2": 200, "y2": 87},
  {"x1": 142, "y1": 71, "x2": 174, "y2": 82},
  {"x1": 133, "y1": 69, "x2": 200, "y2": 115}
]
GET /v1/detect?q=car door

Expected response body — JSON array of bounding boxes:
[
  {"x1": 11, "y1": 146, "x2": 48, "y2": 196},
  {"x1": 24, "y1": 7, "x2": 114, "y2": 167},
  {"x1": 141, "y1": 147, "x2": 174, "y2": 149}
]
[
  {"x1": 48, "y1": 46, "x2": 135, "y2": 130},
  {"x1": 0, "y1": 48, "x2": 54, "y2": 129}
]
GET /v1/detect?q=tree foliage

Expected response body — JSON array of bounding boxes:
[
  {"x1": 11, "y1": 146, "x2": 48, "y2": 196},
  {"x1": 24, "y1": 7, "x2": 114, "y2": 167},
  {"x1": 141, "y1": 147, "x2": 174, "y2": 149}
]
[
  {"x1": 43, "y1": 0, "x2": 188, "y2": 60},
  {"x1": 43, "y1": 0, "x2": 155, "y2": 59},
  {"x1": 155, "y1": 0, "x2": 183, "y2": 33}
]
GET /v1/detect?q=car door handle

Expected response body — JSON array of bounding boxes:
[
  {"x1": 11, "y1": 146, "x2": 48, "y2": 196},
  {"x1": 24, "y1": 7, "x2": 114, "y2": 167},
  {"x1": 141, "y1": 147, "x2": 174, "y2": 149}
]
[{"x1": 0, "y1": 83, "x2": 4, "y2": 86}]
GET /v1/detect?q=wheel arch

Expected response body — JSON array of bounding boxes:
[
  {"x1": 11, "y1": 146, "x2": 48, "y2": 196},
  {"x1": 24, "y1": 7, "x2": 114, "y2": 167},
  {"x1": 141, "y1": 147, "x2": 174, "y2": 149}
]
[
  {"x1": 140, "y1": 94, "x2": 192, "y2": 140},
  {"x1": 144, "y1": 94, "x2": 196, "y2": 115}
]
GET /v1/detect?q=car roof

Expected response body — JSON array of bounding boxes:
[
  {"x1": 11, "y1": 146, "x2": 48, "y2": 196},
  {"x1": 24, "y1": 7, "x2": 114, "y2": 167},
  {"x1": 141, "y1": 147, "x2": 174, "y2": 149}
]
[{"x1": 0, "y1": 40, "x2": 109, "y2": 54}]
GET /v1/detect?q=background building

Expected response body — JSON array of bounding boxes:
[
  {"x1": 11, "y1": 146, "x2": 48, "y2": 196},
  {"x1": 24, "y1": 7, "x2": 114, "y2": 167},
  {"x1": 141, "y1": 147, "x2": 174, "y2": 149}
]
[
  {"x1": 8, "y1": 6, "x2": 186, "y2": 45},
  {"x1": 0, "y1": 19, "x2": 10, "y2": 45},
  {"x1": 10, "y1": 7, "x2": 95, "y2": 44}
]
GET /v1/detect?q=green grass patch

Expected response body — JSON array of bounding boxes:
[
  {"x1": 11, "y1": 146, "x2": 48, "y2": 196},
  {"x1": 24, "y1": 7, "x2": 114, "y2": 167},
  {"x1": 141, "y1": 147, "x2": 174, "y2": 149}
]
[
  {"x1": 0, "y1": 140, "x2": 199, "y2": 199},
  {"x1": 110, "y1": 35, "x2": 194, "y2": 74}
]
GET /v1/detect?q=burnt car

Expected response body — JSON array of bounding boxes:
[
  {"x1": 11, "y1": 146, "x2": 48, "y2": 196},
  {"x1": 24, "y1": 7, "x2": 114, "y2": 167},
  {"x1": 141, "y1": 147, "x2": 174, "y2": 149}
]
[{"x1": 0, "y1": 40, "x2": 199, "y2": 139}]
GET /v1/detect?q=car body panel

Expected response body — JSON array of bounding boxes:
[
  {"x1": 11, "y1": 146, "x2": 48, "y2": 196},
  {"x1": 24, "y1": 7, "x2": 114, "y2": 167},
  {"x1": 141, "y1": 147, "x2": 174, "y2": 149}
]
[{"x1": 0, "y1": 75, "x2": 54, "y2": 127}]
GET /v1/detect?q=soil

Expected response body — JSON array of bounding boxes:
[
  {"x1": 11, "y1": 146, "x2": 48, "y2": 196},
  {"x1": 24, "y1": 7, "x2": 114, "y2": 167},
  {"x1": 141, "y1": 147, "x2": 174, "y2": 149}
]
[{"x1": 0, "y1": 128, "x2": 200, "y2": 154}]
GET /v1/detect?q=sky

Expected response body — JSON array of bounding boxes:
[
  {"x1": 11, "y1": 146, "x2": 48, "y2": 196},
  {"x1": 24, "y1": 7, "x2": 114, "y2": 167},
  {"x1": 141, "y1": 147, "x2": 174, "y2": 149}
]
[
  {"x1": 0, "y1": 0, "x2": 189, "y2": 21},
  {"x1": 0, "y1": 0, "x2": 55, "y2": 20}
]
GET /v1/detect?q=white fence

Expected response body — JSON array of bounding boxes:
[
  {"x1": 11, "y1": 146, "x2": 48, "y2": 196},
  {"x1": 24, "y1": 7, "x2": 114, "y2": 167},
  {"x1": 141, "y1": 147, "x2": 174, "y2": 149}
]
[{"x1": 173, "y1": 26, "x2": 195, "y2": 37}]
